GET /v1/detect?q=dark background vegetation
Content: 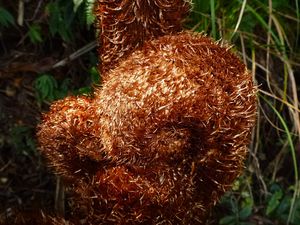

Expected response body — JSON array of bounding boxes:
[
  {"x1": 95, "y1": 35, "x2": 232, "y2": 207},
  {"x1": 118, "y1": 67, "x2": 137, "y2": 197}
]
[{"x1": 0, "y1": 0, "x2": 300, "y2": 224}]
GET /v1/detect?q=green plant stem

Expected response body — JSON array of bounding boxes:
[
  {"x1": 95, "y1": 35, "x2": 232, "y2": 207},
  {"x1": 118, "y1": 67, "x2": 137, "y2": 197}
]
[
  {"x1": 245, "y1": 3, "x2": 281, "y2": 47},
  {"x1": 231, "y1": 0, "x2": 247, "y2": 39},
  {"x1": 261, "y1": 95, "x2": 299, "y2": 224}
]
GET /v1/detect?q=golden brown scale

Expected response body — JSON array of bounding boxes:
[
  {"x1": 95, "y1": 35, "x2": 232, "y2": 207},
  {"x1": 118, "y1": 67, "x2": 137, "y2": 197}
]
[
  {"x1": 37, "y1": 0, "x2": 256, "y2": 224},
  {"x1": 95, "y1": 0, "x2": 191, "y2": 76}
]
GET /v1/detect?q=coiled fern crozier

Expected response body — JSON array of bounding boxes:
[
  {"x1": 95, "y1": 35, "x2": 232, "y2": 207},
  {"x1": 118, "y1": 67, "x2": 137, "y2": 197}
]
[{"x1": 37, "y1": 0, "x2": 257, "y2": 224}]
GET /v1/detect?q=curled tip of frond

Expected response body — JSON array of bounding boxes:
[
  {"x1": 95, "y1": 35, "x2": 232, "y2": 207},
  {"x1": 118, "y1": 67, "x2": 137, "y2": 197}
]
[
  {"x1": 37, "y1": 1, "x2": 256, "y2": 225},
  {"x1": 37, "y1": 31, "x2": 256, "y2": 225},
  {"x1": 94, "y1": 0, "x2": 191, "y2": 76}
]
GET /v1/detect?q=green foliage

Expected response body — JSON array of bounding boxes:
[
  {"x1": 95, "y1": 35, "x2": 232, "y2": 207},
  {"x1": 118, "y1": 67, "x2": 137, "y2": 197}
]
[
  {"x1": 191, "y1": 0, "x2": 299, "y2": 47},
  {"x1": 190, "y1": 0, "x2": 300, "y2": 224},
  {"x1": 34, "y1": 74, "x2": 70, "y2": 104},
  {"x1": 72, "y1": 0, "x2": 96, "y2": 28},
  {"x1": 19, "y1": 0, "x2": 96, "y2": 44},
  {"x1": 89, "y1": 66, "x2": 100, "y2": 84},
  {"x1": 76, "y1": 66, "x2": 100, "y2": 95},
  {"x1": 265, "y1": 184, "x2": 300, "y2": 224},
  {"x1": 45, "y1": 0, "x2": 95, "y2": 42},
  {"x1": 46, "y1": 1, "x2": 75, "y2": 42},
  {"x1": 73, "y1": 0, "x2": 84, "y2": 12},
  {"x1": 0, "y1": 7, "x2": 15, "y2": 27},
  {"x1": 34, "y1": 67, "x2": 99, "y2": 103},
  {"x1": 266, "y1": 185, "x2": 283, "y2": 215},
  {"x1": 9, "y1": 125, "x2": 36, "y2": 155},
  {"x1": 28, "y1": 24, "x2": 43, "y2": 44},
  {"x1": 219, "y1": 185, "x2": 300, "y2": 225},
  {"x1": 219, "y1": 181, "x2": 254, "y2": 225},
  {"x1": 85, "y1": 0, "x2": 96, "y2": 27}
]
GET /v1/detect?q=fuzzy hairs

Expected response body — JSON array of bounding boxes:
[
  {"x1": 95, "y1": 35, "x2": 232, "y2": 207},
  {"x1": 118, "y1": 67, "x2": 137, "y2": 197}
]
[{"x1": 37, "y1": 1, "x2": 256, "y2": 224}]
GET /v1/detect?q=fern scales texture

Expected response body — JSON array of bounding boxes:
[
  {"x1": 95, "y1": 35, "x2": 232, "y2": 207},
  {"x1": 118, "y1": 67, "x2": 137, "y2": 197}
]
[{"x1": 37, "y1": 0, "x2": 257, "y2": 224}]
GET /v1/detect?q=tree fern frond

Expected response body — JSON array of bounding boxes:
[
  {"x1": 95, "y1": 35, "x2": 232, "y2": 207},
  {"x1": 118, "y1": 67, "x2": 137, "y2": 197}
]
[{"x1": 86, "y1": 0, "x2": 96, "y2": 27}]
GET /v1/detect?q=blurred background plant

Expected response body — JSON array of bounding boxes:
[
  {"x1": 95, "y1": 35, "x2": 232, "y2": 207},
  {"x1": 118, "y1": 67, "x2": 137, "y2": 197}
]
[
  {"x1": 188, "y1": 0, "x2": 300, "y2": 224},
  {"x1": 0, "y1": 0, "x2": 299, "y2": 224}
]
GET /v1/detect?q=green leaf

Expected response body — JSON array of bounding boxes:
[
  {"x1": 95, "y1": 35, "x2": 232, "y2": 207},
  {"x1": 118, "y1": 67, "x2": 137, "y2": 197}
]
[
  {"x1": 46, "y1": 2, "x2": 61, "y2": 36},
  {"x1": 266, "y1": 190, "x2": 283, "y2": 215},
  {"x1": 34, "y1": 74, "x2": 58, "y2": 103},
  {"x1": 34, "y1": 74, "x2": 71, "y2": 104},
  {"x1": 73, "y1": 0, "x2": 84, "y2": 12},
  {"x1": 240, "y1": 223, "x2": 255, "y2": 225},
  {"x1": 239, "y1": 205, "x2": 252, "y2": 220},
  {"x1": 86, "y1": 0, "x2": 96, "y2": 27},
  {"x1": 239, "y1": 196, "x2": 253, "y2": 220},
  {"x1": 0, "y1": 7, "x2": 15, "y2": 27},
  {"x1": 77, "y1": 86, "x2": 92, "y2": 95},
  {"x1": 276, "y1": 195, "x2": 291, "y2": 215},
  {"x1": 219, "y1": 215, "x2": 236, "y2": 225},
  {"x1": 90, "y1": 66, "x2": 100, "y2": 84},
  {"x1": 270, "y1": 183, "x2": 282, "y2": 193},
  {"x1": 46, "y1": 2, "x2": 72, "y2": 41},
  {"x1": 28, "y1": 24, "x2": 43, "y2": 43}
]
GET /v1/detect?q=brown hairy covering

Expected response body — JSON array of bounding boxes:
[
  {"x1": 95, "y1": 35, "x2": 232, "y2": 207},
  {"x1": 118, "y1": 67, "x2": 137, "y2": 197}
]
[
  {"x1": 95, "y1": 0, "x2": 191, "y2": 76},
  {"x1": 37, "y1": 1, "x2": 256, "y2": 225}
]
